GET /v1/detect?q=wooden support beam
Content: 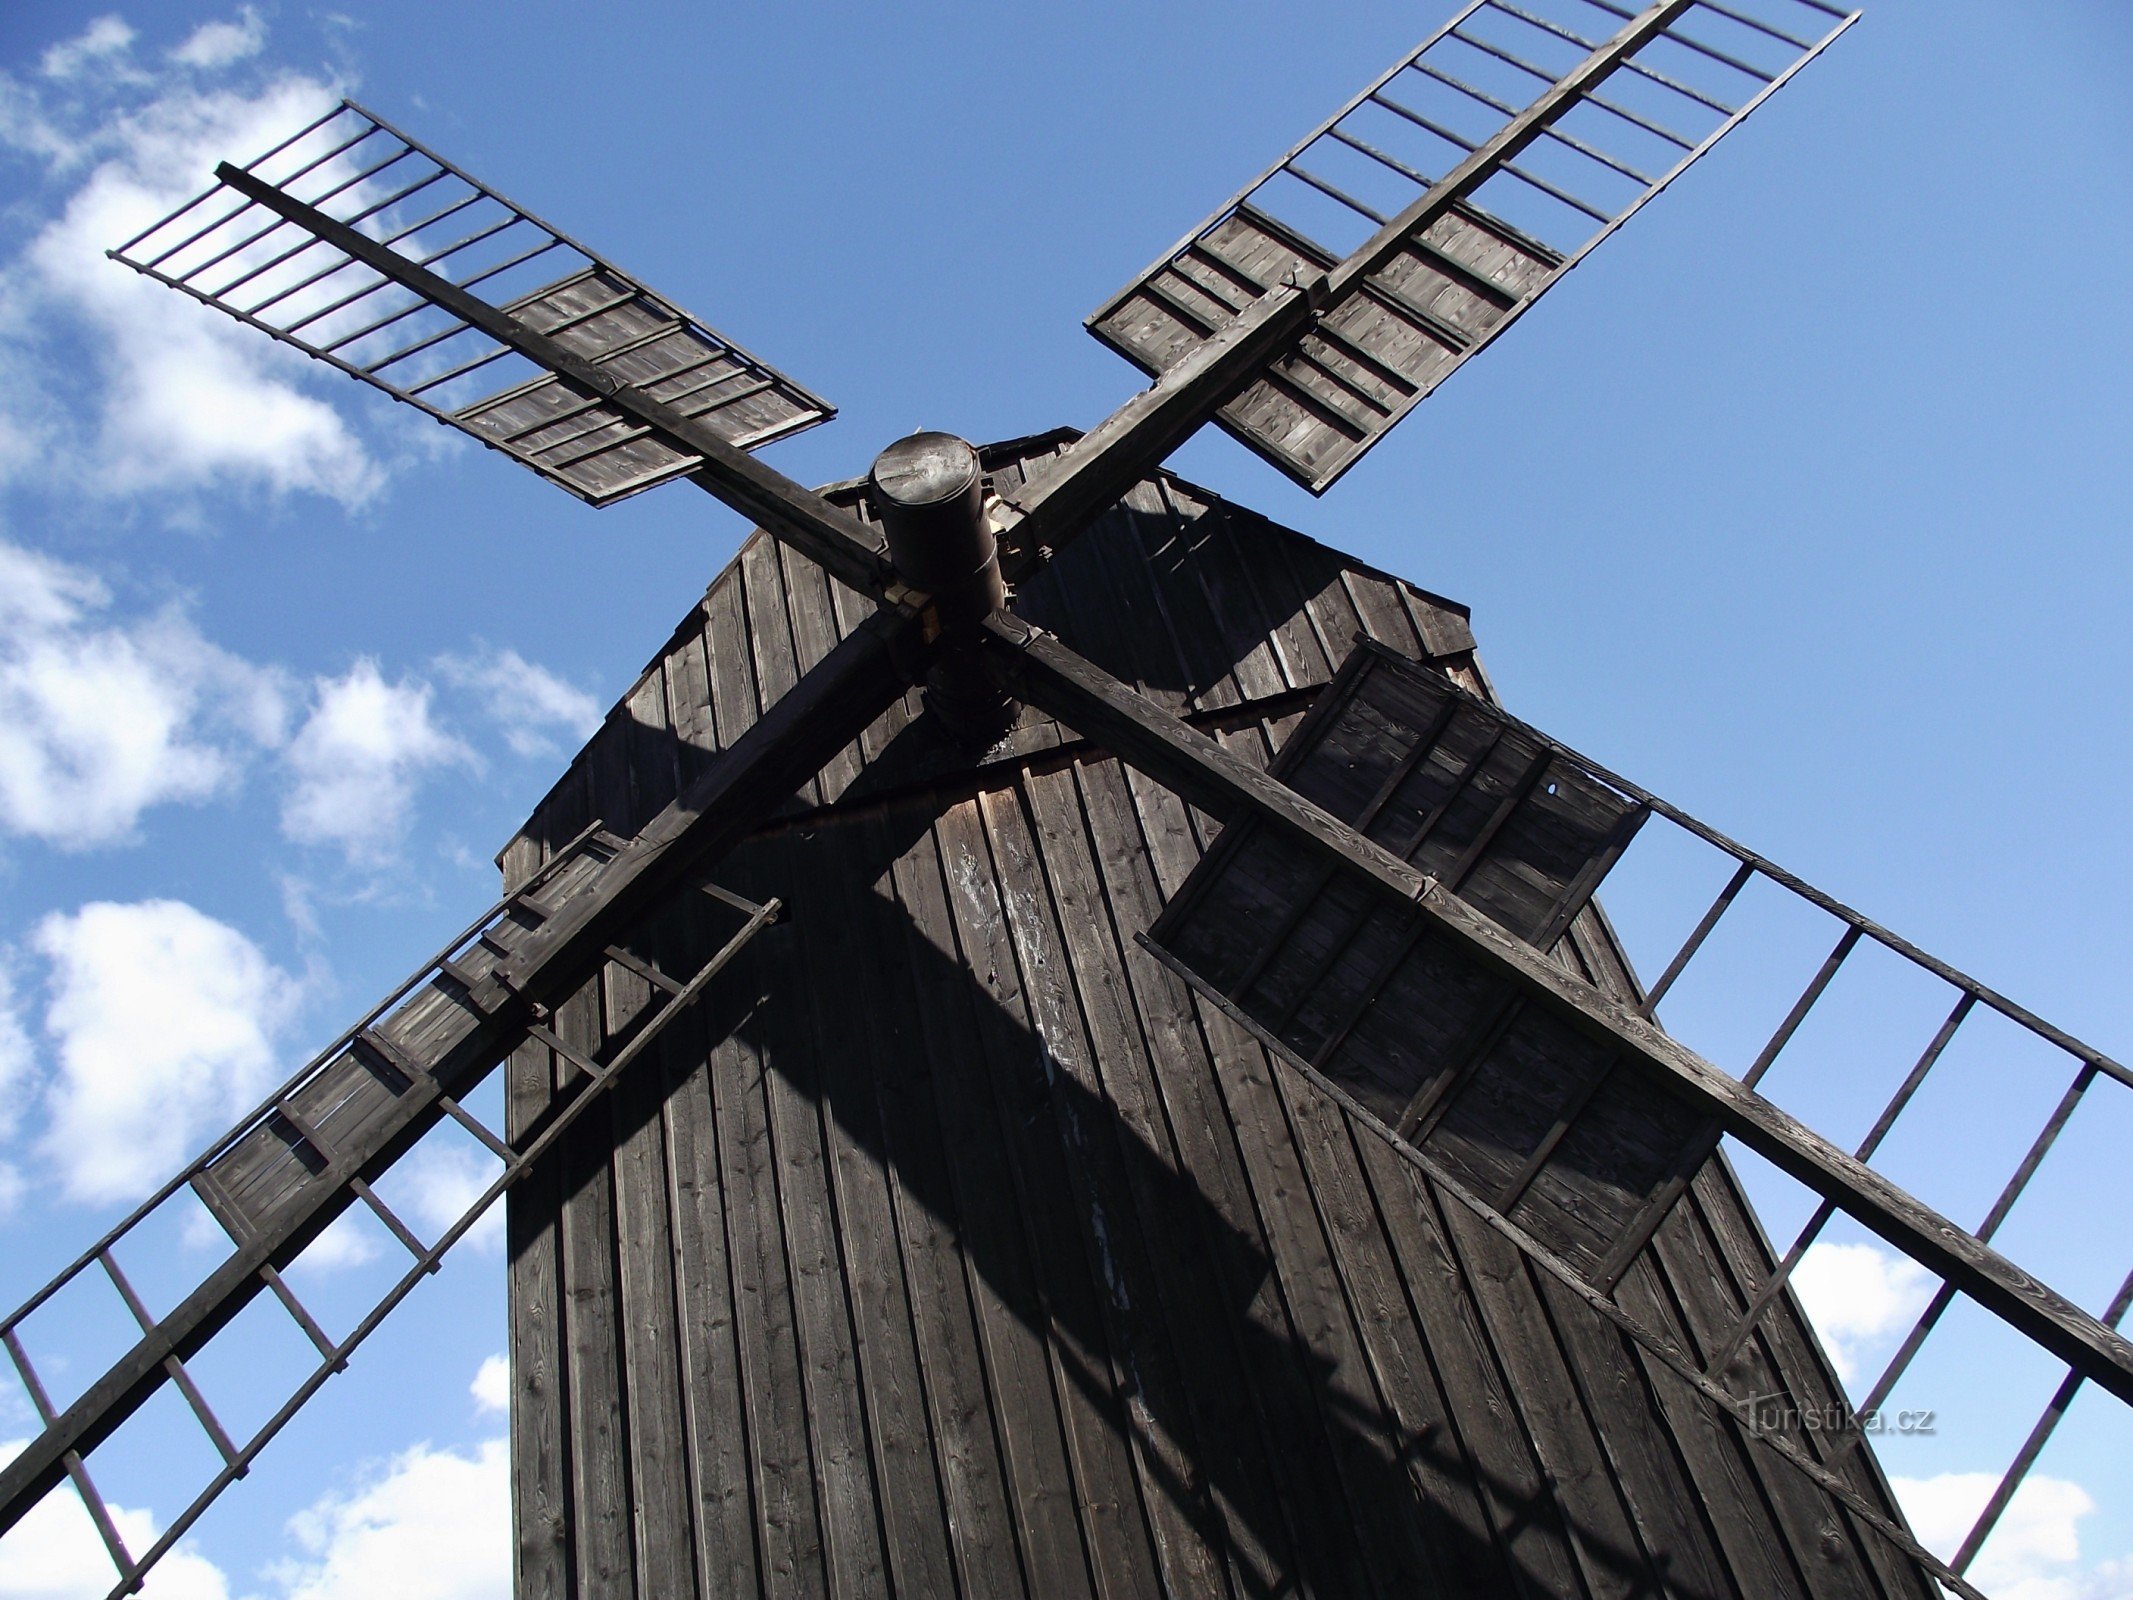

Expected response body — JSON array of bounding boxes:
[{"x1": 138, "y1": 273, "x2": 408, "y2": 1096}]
[
  {"x1": 996, "y1": 285, "x2": 1312, "y2": 575},
  {"x1": 214, "y1": 163, "x2": 897, "y2": 601},
  {"x1": 979, "y1": 613, "x2": 2133, "y2": 1408}
]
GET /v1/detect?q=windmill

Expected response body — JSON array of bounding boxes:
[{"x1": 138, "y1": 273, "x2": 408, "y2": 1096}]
[{"x1": 3, "y1": 0, "x2": 2128, "y2": 1595}]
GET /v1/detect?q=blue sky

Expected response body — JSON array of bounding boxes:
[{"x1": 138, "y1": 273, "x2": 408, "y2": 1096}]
[{"x1": 0, "y1": 3, "x2": 2127, "y2": 1597}]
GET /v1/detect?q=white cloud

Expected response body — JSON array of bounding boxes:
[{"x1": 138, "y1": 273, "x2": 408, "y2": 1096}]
[
  {"x1": 0, "y1": 42, "x2": 383, "y2": 506},
  {"x1": 34, "y1": 899, "x2": 302, "y2": 1204},
  {"x1": 396, "y1": 1141, "x2": 504, "y2": 1253},
  {"x1": 39, "y1": 18, "x2": 138, "y2": 83},
  {"x1": 437, "y1": 647, "x2": 601, "y2": 759},
  {"x1": 470, "y1": 1355, "x2": 508, "y2": 1417},
  {"x1": 171, "y1": 11, "x2": 266, "y2": 71},
  {"x1": 283, "y1": 661, "x2": 471, "y2": 864},
  {"x1": 0, "y1": 539, "x2": 287, "y2": 849},
  {"x1": 298, "y1": 1211, "x2": 382, "y2": 1272},
  {"x1": 0, "y1": 1437, "x2": 229, "y2": 1600},
  {"x1": 1895, "y1": 1471, "x2": 2131, "y2": 1600},
  {"x1": 0, "y1": 965, "x2": 32, "y2": 1217},
  {"x1": 1791, "y1": 1240, "x2": 1934, "y2": 1386},
  {"x1": 270, "y1": 1438, "x2": 508, "y2": 1600}
]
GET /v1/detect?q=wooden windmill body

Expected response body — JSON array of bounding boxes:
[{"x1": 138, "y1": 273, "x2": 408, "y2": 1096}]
[
  {"x1": 494, "y1": 436, "x2": 1931, "y2": 1598},
  {"x1": 5, "y1": 4, "x2": 2130, "y2": 1597}
]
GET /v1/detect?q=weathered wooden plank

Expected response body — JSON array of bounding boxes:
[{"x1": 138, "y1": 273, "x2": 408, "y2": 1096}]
[
  {"x1": 606, "y1": 915, "x2": 695, "y2": 1598},
  {"x1": 1071, "y1": 758, "x2": 1305, "y2": 1595},
  {"x1": 843, "y1": 805, "x2": 1029, "y2": 1600},
  {"x1": 751, "y1": 830, "x2": 889, "y2": 1599},
  {"x1": 1014, "y1": 764, "x2": 1237, "y2": 1598},
  {"x1": 655, "y1": 896, "x2": 761, "y2": 1599},
  {"x1": 739, "y1": 531, "x2": 817, "y2": 811},
  {"x1": 503, "y1": 830, "x2": 571, "y2": 1600},
  {"x1": 557, "y1": 968, "x2": 634, "y2": 1596},
  {"x1": 1119, "y1": 760, "x2": 1400, "y2": 1596},
  {"x1": 709, "y1": 865, "x2": 831, "y2": 1599},
  {"x1": 664, "y1": 601, "x2": 720, "y2": 793},
  {"x1": 933, "y1": 796, "x2": 1165, "y2": 1600},
  {"x1": 892, "y1": 814, "x2": 1092, "y2": 1600},
  {"x1": 1269, "y1": 1041, "x2": 1525, "y2": 1595},
  {"x1": 776, "y1": 542, "x2": 865, "y2": 803},
  {"x1": 1350, "y1": 1131, "x2": 1592, "y2": 1596},
  {"x1": 785, "y1": 819, "x2": 958, "y2": 1599}
]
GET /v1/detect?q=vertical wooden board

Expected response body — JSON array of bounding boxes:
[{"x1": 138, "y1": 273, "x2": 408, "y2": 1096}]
[
  {"x1": 1431, "y1": 1194, "x2": 1659, "y2": 1600},
  {"x1": 1076, "y1": 488, "x2": 1197, "y2": 713},
  {"x1": 1109, "y1": 755, "x2": 1390, "y2": 1600},
  {"x1": 706, "y1": 853, "x2": 831, "y2": 1600},
  {"x1": 1120, "y1": 481, "x2": 1246, "y2": 714},
  {"x1": 1350, "y1": 1133, "x2": 1593, "y2": 1598},
  {"x1": 608, "y1": 976, "x2": 696, "y2": 1598},
  {"x1": 1645, "y1": 1184, "x2": 1896, "y2": 1600},
  {"x1": 844, "y1": 805, "x2": 1029, "y2": 1600},
  {"x1": 1605, "y1": 1226, "x2": 1820, "y2": 1599},
  {"x1": 1069, "y1": 759, "x2": 1304, "y2": 1597},
  {"x1": 624, "y1": 661, "x2": 680, "y2": 832},
  {"x1": 785, "y1": 820, "x2": 958, "y2": 1599},
  {"x1": 1163, "y1": 483, "x2": 1288, "y2": 705},
  {"x1": 891, "y1": 817, "x2": 1094, "y2": 1600},
  {"x1": 739, "y1": 531, "x2": 817, "y2": 809},
  {"x1": 1342, "y1": 569, "x2": 1427, "y2": 663},
  {"x1": 931, "y1": 797, "x2": 1165, "y2": 1600},
  {"x1": 655, "y1": 942, "x2": 761, "y2": 1600},
  {"x1": 1681, "y1": 1170, "x2": 1938, "y2": 1600},
  {"x1": 1134, "y1": 769, "x2": 1427, "y2": 1595},
  {"x1": 823, "y1": 570, "x2": 921, "y2": 765},
  {"x1": 1011, "y1": 767, "x2": 1235, "y2": 1600},
  {"x1": 751, "y1": 829, "x2": 890, "y2": 1600},
  {"x1": 1223, "y1": 511, "x2": 1332, "y2": 691},
  {"x1": 703, "y1": 558, "x2": 763, "y2": 752},
  {"x1": 1265, "y1": 1047, "x2": 1517, "y2": 1595},
  {"x1": 664, "y1": 605, "x2": 720, "y2": 793},
  {"x1": 1271, "y1": 532, "x2": 1367, "y2": 682},
  {"x1": 504, "y1": 836, "x2": 572, "y2": 1600},
  {"x1": 776, "y1": 544, "x2": 865, "y2": 804},
  {"x1": 557, "y1": 973, "x2": 636, "y2": 1597},
  {"x1": 1524, "y1": 1260, "x2": 1746, "y2": 1600}
]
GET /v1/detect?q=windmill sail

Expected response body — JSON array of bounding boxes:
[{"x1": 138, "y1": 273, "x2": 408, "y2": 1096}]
[
  {"x1": 1088, "y1": 0, "x2": 1857, "y2": 491},
  {"x1": 1141, "y1": 638, "x2": 2133, "y2": 1584},
  {"x1": 0, "y1": 827, "x2": 776, "y2": 1598},
  {"x1": 0, "y1": 598, "x2": 925, "y2": 1599},
  {"x1": 109, "y1": 101, "x2": 834, "y2": 507}
]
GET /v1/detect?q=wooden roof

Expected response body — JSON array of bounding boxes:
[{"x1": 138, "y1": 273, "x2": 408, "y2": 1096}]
[{"x1": 499, "y1": 432, "x2": 1934, "y2": 1598}]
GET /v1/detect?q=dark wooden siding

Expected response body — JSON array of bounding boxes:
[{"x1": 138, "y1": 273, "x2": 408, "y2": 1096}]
[{"x1": 501, "y1": 435, "x2": 1935, "y2": 1598}]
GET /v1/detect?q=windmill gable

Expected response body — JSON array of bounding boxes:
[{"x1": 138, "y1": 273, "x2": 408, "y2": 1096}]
[{"x1": 498, "y1": 435, "x2": 1935, "y2": 1599}]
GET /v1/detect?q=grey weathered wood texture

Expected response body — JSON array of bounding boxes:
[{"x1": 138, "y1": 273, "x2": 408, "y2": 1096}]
[{"x1": 501, "y1": 431, "x2": 1935, "y2": 1598}]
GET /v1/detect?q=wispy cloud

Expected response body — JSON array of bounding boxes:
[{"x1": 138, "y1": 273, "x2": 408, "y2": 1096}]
[
  {"x1": 1895, "y1": 1471, "x2": 2128, "y2": 1600},
  {"x1": 282, "y1": 660, "x2": 472, "y2": 864},
  {"x1": 0, "y1": 20, "x2": 382, "y2": 507},
  {"x1": 271, "y1": 1435, "x2": 508, "y2": 1600},
  {"x1": 170, "y1": 10, "x2": 266, "y2": 72},
  {"x1": 32, "y1": 898, "x2": 303, "y2": 1205},
  {"x1": 0, "y1": 1435, "x2": 229, "y2": 1599},
  {"x1": 1791, "y1": 1239, "x2": 1934, "y2": 1387},
  {"x1": 0, "y1": 538, "x2": 286, "y2": 849},
  {"x1": 436, "y1": 646, "x2": 602, "y2": 759}
]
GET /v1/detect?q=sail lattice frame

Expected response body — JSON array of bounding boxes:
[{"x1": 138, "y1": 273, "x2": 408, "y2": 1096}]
[
  {"x1": 110, "y1": 100, "x2": 834, "y2": 507},
  {"x1": 1089, "y1": 0, "x2": 1858, "y2": 490}
]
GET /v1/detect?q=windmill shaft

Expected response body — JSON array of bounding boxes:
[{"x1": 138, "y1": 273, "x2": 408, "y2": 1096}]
[{"x1": 981, "y1": 615, "x2": 2133, "y2": 1409}]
